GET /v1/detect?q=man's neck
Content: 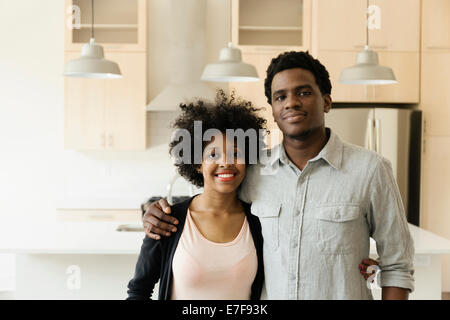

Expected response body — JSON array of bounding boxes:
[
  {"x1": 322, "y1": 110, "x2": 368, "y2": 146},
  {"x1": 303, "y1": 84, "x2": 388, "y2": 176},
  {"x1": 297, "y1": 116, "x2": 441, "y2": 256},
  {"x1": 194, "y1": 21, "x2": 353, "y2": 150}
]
[{"x1": 282, "y1": 127, "x2": 329, "y2": 171}]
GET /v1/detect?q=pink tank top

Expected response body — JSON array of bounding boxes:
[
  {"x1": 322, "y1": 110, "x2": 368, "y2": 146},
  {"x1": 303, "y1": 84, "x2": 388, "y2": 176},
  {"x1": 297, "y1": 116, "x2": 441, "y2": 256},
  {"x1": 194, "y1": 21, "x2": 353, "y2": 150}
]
[{"x1": 170, "y1": 209, "x2": 258, "y2": 300}]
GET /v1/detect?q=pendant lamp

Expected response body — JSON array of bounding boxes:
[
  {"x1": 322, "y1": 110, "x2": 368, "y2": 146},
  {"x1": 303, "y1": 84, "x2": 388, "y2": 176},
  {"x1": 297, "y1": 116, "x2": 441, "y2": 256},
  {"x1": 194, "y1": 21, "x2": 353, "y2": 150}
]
[
  {"x1": 339, "y1": 1, "x2": 396, "y2": 85},
  {"x1": 63, "y1": 0, "x2": 122, "y2": 79},
  {"x1": 201, "y1": 0, "x2": 259, "y2": 82}
]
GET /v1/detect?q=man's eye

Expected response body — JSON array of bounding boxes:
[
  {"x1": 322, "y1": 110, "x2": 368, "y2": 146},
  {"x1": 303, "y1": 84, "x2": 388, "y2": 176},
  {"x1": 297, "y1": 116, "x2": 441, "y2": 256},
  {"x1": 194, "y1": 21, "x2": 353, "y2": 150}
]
[
  {"x1": 298, "y1": 91, "x2": 312, "y2": 96},
  {"x1": 275, "y1": 95, "x2": 285, "y2": 101}
]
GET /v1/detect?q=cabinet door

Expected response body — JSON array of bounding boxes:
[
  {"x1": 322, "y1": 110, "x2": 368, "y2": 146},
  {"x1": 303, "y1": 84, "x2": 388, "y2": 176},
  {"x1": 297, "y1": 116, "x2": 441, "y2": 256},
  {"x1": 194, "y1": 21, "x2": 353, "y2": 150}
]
[
  {"x1": 422, "y1": 0, "x2": 450, "y2": 52},
  {"x1": 232, "y1": 0, "x2": 311, "y2": 53},
  {"x1": 64, "y1": 52, "x2": 106, "y2": 150},
  {"x1": 421, "y1": 52, "x2": 450, "y2": 136},
  {"x1": 104, "y1": 52, "x2": 147, "y2": 150},
  {"x1": 313, "y1": 0, "x2": 366, "y2": 51},
  {"x1": 368, "y1": 0, "x2": 420, "y2": 52},
  {"x1": 316, "y1": 51, "x2": 368, "y2": 102},
  {"x1": 65, "y1": 0, "x2": 147, "y2": 52},
  {"x1": 421, "y1": 136, "x2": 450, "y2": 235},
  {"x1": 372, "y1": 52, "x2": 419, "y2": 103}
]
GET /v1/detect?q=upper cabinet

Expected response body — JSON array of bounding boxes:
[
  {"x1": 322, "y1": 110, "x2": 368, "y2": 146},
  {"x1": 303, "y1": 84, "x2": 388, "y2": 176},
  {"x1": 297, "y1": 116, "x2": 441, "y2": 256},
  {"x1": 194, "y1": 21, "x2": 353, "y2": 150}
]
[
  {"x1": 64, "y1": 51, "x2": 147, "y2": 151},
  {"x1": 314, "y1": 0, "x2": 420, "y2": 52},
  {"x1": 313, "y1": 0, "x2": 367, "y2": 52},
  {"x1": 64, "y1": 0, "x2": 147, "y2": 52},
  {"x1": 312, "y1": 0, "x2": 420, "y2": 103},
  {"x1": 422, "y1": 0, "x2": 450, "y2": 52},
  {"x1": 368, "y1": 0, "x2": 420, "y2": 52},
  {"x1": 64, "y1": 0, "x2": 147, "y2": 151},
  {"x1": 231, "y1": 0, "x2": 311, "y2": 54}
]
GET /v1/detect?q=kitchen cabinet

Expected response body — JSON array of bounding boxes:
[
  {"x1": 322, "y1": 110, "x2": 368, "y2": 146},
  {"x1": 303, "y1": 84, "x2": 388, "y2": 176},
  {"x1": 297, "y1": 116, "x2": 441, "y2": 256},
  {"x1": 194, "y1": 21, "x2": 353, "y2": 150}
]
[
  {"x1": 64, "y1": 51, "x2": 147, "y2": 150},
  {"x1": 318, "y1": 51, "x2": 419, "y2": 103},
  {"x1": 313, "y1": 0, "x2": 420, "y2": 52},
  {"x1": 420, "y1": 52, "x2": 450, "y2": 136},
  {"x1": 312, "y1": 0, "x2": 367, "y2": 52},
  {"x1": 422, "y1": 0, "x2": 450, "y2": 53},
  {"x1": 312, "y1": 0, "x2": 420, "y2": 103},
  {"x1": 65, "y1": 0, "x2": 147, "y2": 52},
  {"x1": 64, "y1": 0, "x2": 147, "y2": 150},
  {"x1": 231, "y1": 0, "x2": 311, "y2": 54},
  {"x1": 421, "y1": 136, "x2": 450, "y2": 235}
]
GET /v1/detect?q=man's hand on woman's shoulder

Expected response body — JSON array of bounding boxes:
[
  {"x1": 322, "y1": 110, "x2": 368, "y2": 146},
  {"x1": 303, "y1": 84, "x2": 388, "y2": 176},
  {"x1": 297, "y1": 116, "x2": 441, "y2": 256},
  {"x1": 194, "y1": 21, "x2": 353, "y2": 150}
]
[{"x1": 142, "y1": 198, "x2": 179, "y2": 240}]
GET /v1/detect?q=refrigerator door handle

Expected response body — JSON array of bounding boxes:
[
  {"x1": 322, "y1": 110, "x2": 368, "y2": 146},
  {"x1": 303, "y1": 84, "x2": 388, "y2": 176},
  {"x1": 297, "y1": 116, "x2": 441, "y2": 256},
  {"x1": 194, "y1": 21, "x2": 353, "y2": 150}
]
[
  {"x1": 366, "y1": 117, "x2": 374, "y2": 151},
  {"x1": 374, "y1": 118, "x2": 381, "y2": 154}
]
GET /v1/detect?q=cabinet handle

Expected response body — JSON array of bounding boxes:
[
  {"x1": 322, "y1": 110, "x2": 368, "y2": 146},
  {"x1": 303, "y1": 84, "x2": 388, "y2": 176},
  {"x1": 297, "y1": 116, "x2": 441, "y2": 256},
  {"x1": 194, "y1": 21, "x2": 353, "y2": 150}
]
[
  {"x1": 108, "y1": 134, "x2": 114, "y2": 147},
  {"x1": 100, "y1": 134, "x2": 106, "y2": 147}
]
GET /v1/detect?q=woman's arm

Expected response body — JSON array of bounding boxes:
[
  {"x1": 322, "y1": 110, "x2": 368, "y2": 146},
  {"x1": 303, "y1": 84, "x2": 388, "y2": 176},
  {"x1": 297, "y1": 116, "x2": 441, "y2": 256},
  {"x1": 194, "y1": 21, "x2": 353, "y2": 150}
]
[{"x1": 126, "y1": 236, "x2": 162, "y2": 300}]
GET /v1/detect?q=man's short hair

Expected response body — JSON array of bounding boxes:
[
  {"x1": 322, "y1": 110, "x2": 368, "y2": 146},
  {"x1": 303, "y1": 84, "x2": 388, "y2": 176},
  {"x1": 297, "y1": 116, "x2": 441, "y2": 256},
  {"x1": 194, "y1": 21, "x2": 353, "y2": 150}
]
[{"x1": 264, "y1": 51, "x2": 332, "y2": 105}]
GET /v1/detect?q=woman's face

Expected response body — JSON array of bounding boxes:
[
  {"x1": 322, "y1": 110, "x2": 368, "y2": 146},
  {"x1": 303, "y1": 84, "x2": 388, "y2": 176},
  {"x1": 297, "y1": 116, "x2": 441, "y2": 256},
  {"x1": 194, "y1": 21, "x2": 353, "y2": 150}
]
[{"x1": 198, "y1": 134, "x2": 246, "y2": 195}]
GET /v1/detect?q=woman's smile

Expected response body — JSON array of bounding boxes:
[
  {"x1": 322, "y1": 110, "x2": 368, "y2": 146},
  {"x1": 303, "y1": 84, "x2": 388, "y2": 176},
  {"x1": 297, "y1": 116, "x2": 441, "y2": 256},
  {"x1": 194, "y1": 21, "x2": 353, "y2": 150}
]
[{"x1": 215, "y1": 171, "x2": 237, "y2": 182}]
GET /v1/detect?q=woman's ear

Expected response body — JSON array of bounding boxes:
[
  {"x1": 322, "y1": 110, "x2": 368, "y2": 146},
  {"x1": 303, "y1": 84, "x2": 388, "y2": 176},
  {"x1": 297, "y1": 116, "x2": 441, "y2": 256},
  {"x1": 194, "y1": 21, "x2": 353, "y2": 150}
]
[{"x1": 196, "y1": 165, "x2": 202, "y2": 174}]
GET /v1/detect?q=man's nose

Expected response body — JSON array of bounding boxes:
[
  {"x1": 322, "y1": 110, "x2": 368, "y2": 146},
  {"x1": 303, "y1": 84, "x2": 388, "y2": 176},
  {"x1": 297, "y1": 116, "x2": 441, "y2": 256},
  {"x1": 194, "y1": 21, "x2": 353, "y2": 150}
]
[{"x1": 284, "y1": 93, "x2": 300, "y2": 110}]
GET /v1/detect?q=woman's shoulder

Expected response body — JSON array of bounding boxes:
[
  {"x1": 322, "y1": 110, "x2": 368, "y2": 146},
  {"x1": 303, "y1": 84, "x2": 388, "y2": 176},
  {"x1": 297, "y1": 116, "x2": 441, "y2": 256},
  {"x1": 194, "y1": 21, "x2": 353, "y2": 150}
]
[{"x1": 239, "y1": 200, "x2": 260, "y2": 223}]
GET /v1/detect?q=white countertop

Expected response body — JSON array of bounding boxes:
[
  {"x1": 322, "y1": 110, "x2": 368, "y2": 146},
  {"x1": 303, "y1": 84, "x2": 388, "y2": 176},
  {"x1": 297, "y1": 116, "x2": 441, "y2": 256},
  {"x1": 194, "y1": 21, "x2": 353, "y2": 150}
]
[{"x1": 1, "y1": 219, "x2": 450, "y2": 255}]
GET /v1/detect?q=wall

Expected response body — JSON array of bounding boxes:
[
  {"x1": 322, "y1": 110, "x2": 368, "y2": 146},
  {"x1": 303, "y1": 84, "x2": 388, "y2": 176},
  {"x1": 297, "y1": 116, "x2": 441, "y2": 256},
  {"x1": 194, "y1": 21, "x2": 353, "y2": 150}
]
[{"x1": 0, "y1": 0, "x2": 228, "y2": 291}]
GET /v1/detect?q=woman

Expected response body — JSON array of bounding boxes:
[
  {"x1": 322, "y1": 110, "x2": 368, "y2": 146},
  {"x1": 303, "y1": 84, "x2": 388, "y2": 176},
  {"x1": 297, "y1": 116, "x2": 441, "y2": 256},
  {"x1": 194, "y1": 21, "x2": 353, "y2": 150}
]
[
  {"x1": 127, "y1": 91, "x2": 266, "y2": 300},
  {"x1": 127, "y1": 91, "x2": 377, "y2": 300}
]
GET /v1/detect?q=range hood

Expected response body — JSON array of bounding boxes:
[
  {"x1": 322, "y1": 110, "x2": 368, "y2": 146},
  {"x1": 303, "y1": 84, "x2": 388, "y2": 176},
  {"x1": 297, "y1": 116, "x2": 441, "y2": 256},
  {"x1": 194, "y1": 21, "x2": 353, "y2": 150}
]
[{"x1": 146, "y1": 0, "x2": 216, "y2": 111}]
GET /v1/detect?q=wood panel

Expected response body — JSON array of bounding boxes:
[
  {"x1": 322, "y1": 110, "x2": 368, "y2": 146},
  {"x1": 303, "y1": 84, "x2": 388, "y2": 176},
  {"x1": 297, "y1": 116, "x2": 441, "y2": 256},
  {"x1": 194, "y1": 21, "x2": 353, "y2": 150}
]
[
  {"x1": 421, "y1": 52, "x2": 450, "y2": 136},
  {"x1": 104, "y1": 52, "x2": 147, "y2": 150},
  {"x1": 422, "y1": 0, "x2": 450, "y2": 52},
  {"x1": 64, "y1": 52, "x2": 106, "y2": 150}
]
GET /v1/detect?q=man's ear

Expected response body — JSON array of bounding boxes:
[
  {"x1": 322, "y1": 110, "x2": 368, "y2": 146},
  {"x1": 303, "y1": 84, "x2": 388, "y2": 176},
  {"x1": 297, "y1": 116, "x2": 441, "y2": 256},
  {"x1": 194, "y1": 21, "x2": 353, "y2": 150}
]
[{"x1": 323, "y1": 94, "x2": 332, "y2": 113}]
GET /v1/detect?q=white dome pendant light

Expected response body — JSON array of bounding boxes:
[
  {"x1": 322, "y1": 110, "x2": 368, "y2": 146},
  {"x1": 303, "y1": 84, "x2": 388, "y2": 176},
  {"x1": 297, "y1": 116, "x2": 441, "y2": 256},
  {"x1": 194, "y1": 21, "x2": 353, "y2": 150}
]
[
  {"x1": 201, "y1": 0, "x2": 259, "y2": 82},
  {"x1": 339, "y1": 0, "x2": 396, "y2": 85},
  {"x1": 63, "y1": 0, "x2": 122, "y2": 79}
]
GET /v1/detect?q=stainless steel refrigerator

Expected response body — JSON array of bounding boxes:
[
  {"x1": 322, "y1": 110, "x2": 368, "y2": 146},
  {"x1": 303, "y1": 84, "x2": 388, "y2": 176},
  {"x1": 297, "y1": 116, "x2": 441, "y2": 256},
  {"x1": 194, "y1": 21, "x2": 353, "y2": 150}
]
[{"x1": 324, "y1": 106, "x2": 422, "y2": 226}]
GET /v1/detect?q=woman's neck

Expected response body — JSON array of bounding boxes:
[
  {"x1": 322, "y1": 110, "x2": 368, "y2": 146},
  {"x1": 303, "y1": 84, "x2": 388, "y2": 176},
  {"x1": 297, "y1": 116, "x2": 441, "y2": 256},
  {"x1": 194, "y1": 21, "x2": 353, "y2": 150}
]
[{"x1": 191, "y1": 189, "x2": 242, "y2": 215}]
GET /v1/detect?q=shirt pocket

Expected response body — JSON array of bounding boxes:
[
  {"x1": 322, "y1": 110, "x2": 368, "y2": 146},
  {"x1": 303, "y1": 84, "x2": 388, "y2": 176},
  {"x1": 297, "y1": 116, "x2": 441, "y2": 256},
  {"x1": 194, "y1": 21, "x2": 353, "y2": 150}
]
[
  {"x1": 315, "y1": 204, "x2": 360, "y2": 255},
  {"x1": 250, "y1": 200, "x2": 281, "y2": 250}
]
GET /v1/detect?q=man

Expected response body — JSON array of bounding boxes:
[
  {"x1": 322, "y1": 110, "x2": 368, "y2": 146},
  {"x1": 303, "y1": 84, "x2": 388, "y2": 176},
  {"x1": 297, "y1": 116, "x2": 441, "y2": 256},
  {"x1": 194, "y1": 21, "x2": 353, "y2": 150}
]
[{"x1": 143, "y1": 51, "x2": 414, "y2": 300}]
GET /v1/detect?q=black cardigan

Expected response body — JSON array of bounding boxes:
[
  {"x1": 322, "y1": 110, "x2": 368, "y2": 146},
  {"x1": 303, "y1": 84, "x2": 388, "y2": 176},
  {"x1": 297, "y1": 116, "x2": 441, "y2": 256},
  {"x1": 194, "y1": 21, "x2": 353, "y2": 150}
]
[{"x1": 126, "y1": 196, "x2": 264, "y2": 300}]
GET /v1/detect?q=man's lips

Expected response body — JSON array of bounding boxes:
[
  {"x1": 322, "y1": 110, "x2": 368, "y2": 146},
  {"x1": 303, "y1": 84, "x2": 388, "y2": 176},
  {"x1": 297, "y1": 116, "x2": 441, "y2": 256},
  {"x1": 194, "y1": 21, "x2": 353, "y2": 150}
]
[{"x1": 282, "y1": 112, "x2": 307, "y2": 122}]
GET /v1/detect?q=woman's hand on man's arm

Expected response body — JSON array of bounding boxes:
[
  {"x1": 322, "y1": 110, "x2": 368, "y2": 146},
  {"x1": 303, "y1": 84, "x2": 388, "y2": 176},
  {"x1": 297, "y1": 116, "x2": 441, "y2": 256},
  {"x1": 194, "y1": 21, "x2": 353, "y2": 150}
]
[{"x1": 142, "y1": 198, "x2": 179, "y2": 240}]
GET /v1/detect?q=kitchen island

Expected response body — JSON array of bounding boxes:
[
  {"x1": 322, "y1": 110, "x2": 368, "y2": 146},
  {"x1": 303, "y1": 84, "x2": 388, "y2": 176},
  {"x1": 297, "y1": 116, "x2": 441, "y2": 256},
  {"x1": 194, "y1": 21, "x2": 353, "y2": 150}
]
[{"x1": 1, "y1": 219, "x2": 449, "y2": 300}]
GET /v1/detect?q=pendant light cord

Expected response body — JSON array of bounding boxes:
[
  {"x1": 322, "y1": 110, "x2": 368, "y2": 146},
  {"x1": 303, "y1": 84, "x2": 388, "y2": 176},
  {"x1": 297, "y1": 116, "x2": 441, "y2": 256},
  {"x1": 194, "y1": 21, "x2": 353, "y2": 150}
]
[
  {"x1": 91, "y1": 0, "x2": 94, "y2": 39},
  {"x1": 228, "y1": 0, "x2": 232, "y2": 44},
  {"x1": 366, "y1": 0, "x2": 369, "y2": 47}
]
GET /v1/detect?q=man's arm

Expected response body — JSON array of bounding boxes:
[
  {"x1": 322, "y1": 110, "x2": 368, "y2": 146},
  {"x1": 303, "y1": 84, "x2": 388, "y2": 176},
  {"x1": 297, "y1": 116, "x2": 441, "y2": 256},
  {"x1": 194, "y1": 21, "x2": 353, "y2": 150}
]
[
  {"x1": 382, "y1": 287, "x2": 409, "y2": 300},
  {"x1": 366, "y1": 157, "x2": 415, "y2": 300},
  {"x1": 142, "y1": 198, "x2": 178, "y2": 240}
]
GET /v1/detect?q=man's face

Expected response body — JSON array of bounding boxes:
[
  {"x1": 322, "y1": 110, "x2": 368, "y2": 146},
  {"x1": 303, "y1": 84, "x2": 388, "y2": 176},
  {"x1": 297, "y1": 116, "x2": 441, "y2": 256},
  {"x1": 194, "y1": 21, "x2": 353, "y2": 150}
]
[{"x1": 270, "y1": 68, "x2": 332, "y2": 139}]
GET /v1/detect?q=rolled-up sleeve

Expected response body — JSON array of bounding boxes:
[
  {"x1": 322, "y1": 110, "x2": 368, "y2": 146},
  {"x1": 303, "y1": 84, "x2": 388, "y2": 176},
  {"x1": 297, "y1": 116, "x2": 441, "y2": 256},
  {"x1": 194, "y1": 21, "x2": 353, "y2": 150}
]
[{"x1": 367, "y1": 157, "x2": 415, "y2": 292}]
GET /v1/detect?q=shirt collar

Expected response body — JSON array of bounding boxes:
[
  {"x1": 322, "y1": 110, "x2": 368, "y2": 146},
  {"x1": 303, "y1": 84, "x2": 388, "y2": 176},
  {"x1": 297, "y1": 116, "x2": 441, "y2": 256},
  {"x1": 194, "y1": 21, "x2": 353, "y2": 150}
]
[{"x1": 267, "y1": 128, "x2": 343, "y2": 170}]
